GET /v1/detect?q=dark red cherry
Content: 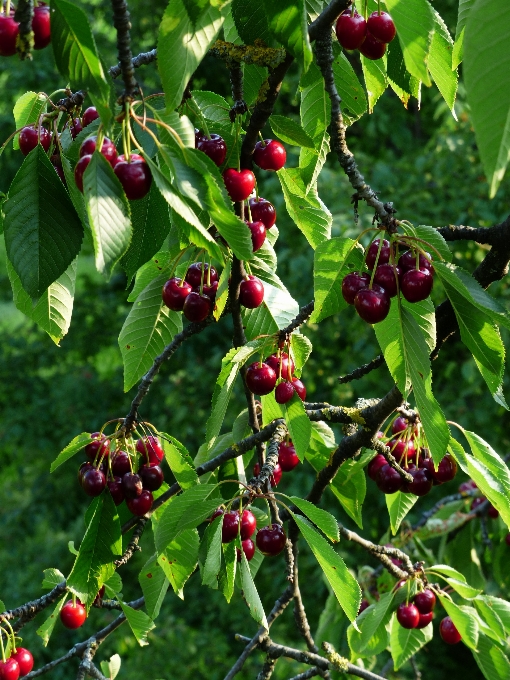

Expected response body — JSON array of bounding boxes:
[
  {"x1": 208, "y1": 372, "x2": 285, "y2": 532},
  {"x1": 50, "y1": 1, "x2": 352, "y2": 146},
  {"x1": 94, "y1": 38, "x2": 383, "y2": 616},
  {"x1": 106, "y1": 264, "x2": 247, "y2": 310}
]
[
  {"x1": 197, "y1": 134, "x2": 227, "y2": 166},
  {"x1": 256, "y1": 524, "x2": 287, "y2": 556},
  {"x1": 78, "y1": 461, "x2": 93, "y2": 484},
  {"x1": 127, "y1": 490, "x2": 153, "y2": 516},
  {"x1": 398, "y1": 250, "x2": 434, "y2": 273},
  {"x1": 194, "y1": 128, "x2": 206, "y2": 146},
  {"x1": 376, "y1": 464, "x2": 404, "y2": 494},
  {"x1": 416, "y1": 611, "x2": 433, "y2": 629},
  {"x1": 79, "y1": 136, "x2": 118, "y2": 166},
  {"x1": 122, "y1": 472, "x2": 143, "y2": 499},
  {"x1": 342, "y1": 272, "x2": 371, "y2": 305},
  {"x1": 488, "y1": 504, "x2": 499, "y2": 518},
  {"x1": 237, "y1": 538, "x2": 255, "y2": 562},
  {"x1": 505, "y1": 533, "x2": 510, "y2": 547},
  {"x1": 403, "y1": 467, "x2": 433, "y2": 496},
  {"x1": 199, "y1": 280, "x2": 218, "y2": 301},
  {"x1": 32, "y1": 3, "x2": 51, "y2": 49},
  {"x1": 401, "y1": 268, "x2": 433, "y2": 303},
  {"x1": 107, "y1": 477, "x2": 125, "y2": 505},
  {"x1": 359, "y1": 32, "x2": 387, "y2": 59},
  {"x1": 471, "y1": 496, "x2": 485, "y2": 511},
  {"x1": 222, "y1": 511, "x2": 240, "y2": 543},
  {"x1": 374, "y1": 264, "x2": 400, "y2": 297},
  {"x1": 60, "y1": 600, "x2": 87, "y2": 629},
  {"x1": 366, "y1": 239, "x2": 390, "y2": 270},
  {"x1": 185, "y1": 262, "x2": 218, "y2": 288},
  {"x1": 358, "y1": 599, "x2": 370, "y2": 615},
  {"x1": 223, "y1": 168, "x2": 256, "y2": 202},
  {"x1": 82, "y1": 468, "x2": 106, "y2": 497},
  {"x1": 12, "y1": 648, "x2": 34, "y2": 676},
  {"x1": 136, "y1": 436, "x2": 165, "y2": 465},
  {"x1": 0, "y1": 15, "x2": 19, "y2": 56},
  {"x1": 335, "y1": 9, "x2": 367, "y2": 50},
  {"x1": 139, "y1": 464, "x2": 164, "y2": 491},
  {"x1": 245, "y1": 361, "x2": 277, "y2": 395},
  {"x1": 367, "y1": 454, "x2": 387, "y2": 481},
  {"x1": 211, "y1": 507, "x2": 224, "y2": 523},
  {"x1": 247, "y1": 220, "x2": 266, "y2": 251},
  {"x1": 414, "y1": 589, "x2": 436, "y2": 614},
  {"x1": 388, "y1": 438, "x2": 416, "y2": 462},
  {"x1": 183, "y1": 291, "x2": 212, "y2": 322},
  {"x1": 19, "y1": 125, "x2": 52, "y2": 155},
  {"x1": 0, "y1": 658, "x2": 20, "y2": 680},
  {"x1": 253, "y1": 462, "x2": 282, "y2": 487},
  {"x1": 278, "y1": 441, "x2": 299, "y2": 471},
  {"x1": 439, "y1": 616, "x2": 461, "y2": 644},
  {"x1": 396, "y1": 603, "x2": 420, "y2": 629},
  {"x1": 458, "y1": 480, "x2": 477, "y2": 494},
  {"x1": 239, "y1": 275, "x2": 264, "y2": 309},
  {"x1": 162, "y1": 277, "x2": 192, "y2": 311},
  {"x1": 292, "y1": 377, "x2": 306, "y2": 401},
  {"x1": 249, "y1": 197, "x2": 276, "y2": 229},
  {"x1": 111, "y1": 450, "x2": 132, "y2": 476},
  {"x1": 74, "y1": 154, "x2": 92, "y2": 192},
  {"x1": 264, "y1": 353, "x2": 295, "y2": 380},
  {"x1": 85, "y1": 432, "x2": 110, "y2": 461},
  {"x1": 68, "y1": 117, "x2": 83, "y2": 139},
  {"x1": 240, "y1": 509, "x2": 257, "y2": 540},
  {"x1": 419, "y1": 457, "x2": 438, "y2": 485},
  {"x1": 82, "y1": 107, "x2": 99, "y2": 128},
  {"x1": 354, "y1": 285, "x2": 390, "y2": 324},
  {"x1": 434, "y1": 454, "x2": 458, "y2": 484},
  {"x1": 253, "y1": 139, "x2": 286, "y2": 171},
  {"x1": 114, "y1": 154, "x2": 152, "y2": 200},
  {"x1": 391, "y1": 417, "x2": 409, "y2": 435},
  {"x1": 93, "y1": 585, "x2": 106, "y2": 606},
  {"x1": 367, "y1": 11, "x2": 396, "y2": 43},
  {"x1": 275, "y1": 381, "x2": 295, "y2": 404}
]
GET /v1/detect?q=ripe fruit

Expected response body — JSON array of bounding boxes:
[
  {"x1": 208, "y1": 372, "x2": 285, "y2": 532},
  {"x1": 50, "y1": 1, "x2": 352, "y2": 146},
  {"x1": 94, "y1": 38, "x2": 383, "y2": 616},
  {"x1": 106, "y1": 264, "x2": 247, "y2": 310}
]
[
  {"x1": 74, "y1": 154, "x2": 92, "y2": 192},
  {"x1": 32, "y1": 3, "x2": 51, "y2": 49},
  {"x1": 247, "y1": 220, "x2": 266, "y2": 252},
  {"x1": 471, "y1": 496, "x2": 485, "y2": 511},
  {"x1": 183, "y1": 291, "x2": 212, "y2": 322},
  {"x1": 376, "y1": 464, "x2": 403, "y2": 494},
  {"x1": 292, "y1": 377, "x2": 306, "y2": 401},
  {"x1": 195, "y1": 128, "x2": 206, "y2": 146},
  {"x1": 253, "y1": 139, "x2": 287, "y2": 171},
  {"x1": 278, "y1": 441, "x2": 299, "y2": 471},
  {"x1": 82, "y1": 107, "x2": 99, "y2": 127},
  {"x1": 354, "y1": 285, "x2": 390, "y2": 324},
  {"x1": 79, "y1": 136, "x2": 118, "y2": 166},
  {"x1": 249, "y1": 197, "x2": 276, "y2": 229},
  {"x1": 197, "y1": 134, "x2": 227, "y2": 166},
  {"x1": 335, "y1": 9, "x2": 367, "y2": 50},
  {"x1": 114, "y1": 154, "x2": 152, "y2": 200},
  {"x1": 122, "y1": 472, "x2": 143, "y2": 499},
  {"x1": 237, "y1": 539, "x2": 255, "y2": 562},
  {"x1": 505, "y1": 533, "x2": 510, "y2": 547},
  {"x1": 253, "y1": 462, "x2": 282, "y2": 487},
  {"x1": 136, "y1": 436, "x2": 165, "y2": 465},
  {"x1": 60, "y1": 600, "x2": 87, "y2": 629},
  {"x1": 85, "y1": 432, "x2": 110, "y2": 461},
  {"x1": 222, "y1": 511, "x2": 241, "y2": 543},
  {"x1": 0, "y1": 15, "x2": 19, "y2": 56},
  {"x1": 401, "y1": 268, "x2": 433, "y2": 303},
  {"x1": 82, "y1": 468, "x2": 106, "y2": 497},
  {"x1": 414, "y1": 589, "x2": 436, "y2": 614},
  {"x1": 139, "y1": 464, "x2": 164, "y2": 491},
  {"x1": 275, "y1": 381, "x2": 295, "y2": 404},
  {"x1": 367, "y1": 454, "x2": 387, "y2": 481},
  {"x1": 245, "y1": 362, "x2": 277, "y2": 395},
  {"x1": 403, "y1": 467, "x2": 433, "y2": 496},
  {"x1": 240, "y1": 509, "x2": 257, "y2": 539},
  {"x1": 488, "y1": 504, "x2": 499, "y2": 519},
  {"x1": 439, "y1": 616, "x2": 462, "y2": 644},
  {"x1": 0, "y1": 658, "x2": 20, "y2": 680},
  {"x1": 201, "y1": 280, "x2": 218, "y2": 300},
  {"x1": 239, "y1": 275, "x2": 264, "y2": 309},
  {"x1": 111, "y1": 450, "x2": 132, "y2": 476},
  {"x1": 458, "y1": 480, "x2": 477, "y2": 494},
  {"x1": 433, "y1": 454, "x2": 457, "y2": 484},
  {"x1": 265, "y1": 353, "x2": 295, "y2": 380},
  {"x1": 398, "y1": 250, "x2": 433, "y2": 273},
  {"x1": 78, "y1": 461, "x2": 93, "y2": 483},
  {"x1": 185, "y1": 263, "x2": 218, "y2": 288},
  {"x1": 392, "y1": 417, "x2": 409, "y2": 435},
  {"x1": 256, "y1": 524, "x2": 287, "y2": 556},
  {"x1": 223, "y1": 168, "x2": 256, "y2": 202},
  {"x1": 342, "y1": 272, "x2": 371, "y2": 305},
  {"x1": 388, "y1": 437, "x2": 416, "y2": 461},
  {"x1": 162, "y1": 277, "x2": 193, "y2": 311},
  {"x1": 359, "y1": 32, "x2": 387, "y2": 60},
  {"x1": 396, "y1": 602, "x2": 420, "y2": 629},
  {"x1": 12, "y1": 648, "x2": 34, "y2": 676},
  {"x1": 19, "y1": 125, "x2": 52, "y2": 155},
  {"x1": 416, "y1": 611, "x2": 433, "y2": 629},
  {"x1": 374, "y1": 264, "x2": 400, "y2": 297},
  {"x1": 69, "y1": 118, "x2": 83, "y2": 139},
  {"x1": 367, "y1": 11, "x2": 396, "y2": 43},
  {"x1": 127, "y1": 489, "x2": 153, "y2": 516},
  {"x1": 358, "y1": 599, "x2": 370, "y2": 615},
  {"x1": 107, "y1": 477, "x2": 124, "y2": 505},
  {"x1": 366, "y1": 239, "x2": 390, "y2": 270}
]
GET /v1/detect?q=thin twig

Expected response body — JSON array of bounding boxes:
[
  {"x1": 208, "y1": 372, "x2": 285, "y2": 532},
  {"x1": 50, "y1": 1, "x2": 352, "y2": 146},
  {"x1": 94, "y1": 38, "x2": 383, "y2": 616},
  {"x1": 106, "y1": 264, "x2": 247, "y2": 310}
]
[
  {"x1": 109, "y1": 48, "x2": 158, "y2": 78},
  {"x1": 338, "y1": 354, "x2": 385, "y2": 384}
]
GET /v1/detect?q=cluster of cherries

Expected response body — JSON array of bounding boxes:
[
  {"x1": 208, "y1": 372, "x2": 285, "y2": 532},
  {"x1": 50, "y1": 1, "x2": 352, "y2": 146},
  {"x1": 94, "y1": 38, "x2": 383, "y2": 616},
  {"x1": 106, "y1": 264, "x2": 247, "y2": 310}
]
[
  {"x1": 367, "y1": 416, "x2": 457, "y2": 496},
  {"x1": 78, "y1": 432, "x2": 167, "y2": 517},
  {"x1": 252, "y1": 440, "x2": 300, "y2": 490},
  {"x1": 245, "y1": 351, "x2": 307, "y2": 404},
  {"x1": 0, "y1": 1, "x2": 50, "y2": 57},
  {"x1": 335, "y1": 6, "x2": 396, "y2": 61},
  {"x1": 397, "y1": 593, "x2": 461, "y2": 644},
  {"x1": 211, "y1": 506, "x2": 287, "y2": 560},
  {"x1": 458, "y1": 478, "x2": 502, "y2": 519},
  {"x1": 0, "y1": 648, "x2": 33, "y2": 680},
  {"x1": 342, "y1": 239, "x2": 435, "y2": 324}
]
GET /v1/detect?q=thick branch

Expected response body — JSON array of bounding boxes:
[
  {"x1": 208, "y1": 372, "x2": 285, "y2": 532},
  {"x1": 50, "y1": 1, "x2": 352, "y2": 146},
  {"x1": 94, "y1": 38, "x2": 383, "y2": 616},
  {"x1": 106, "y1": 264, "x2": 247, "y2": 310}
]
[
  {"x1": 110, "y1": 0, "x2": 139, "y2": 98},
  {"x1": 308, "y1": 0, "x2": 351, "y2": 41},
  {"x1": 1, "y1": 580, "x2": 67, "y2": 624},
  {"x1": 14, "y1": 0, "x2": 34, "y2": 59},
  {"x1": 438, "y1": 215, "x2": 510, "y2": 245},
  {"x1": 278, "y1": 301, "x2": 315, "y2": 340}
]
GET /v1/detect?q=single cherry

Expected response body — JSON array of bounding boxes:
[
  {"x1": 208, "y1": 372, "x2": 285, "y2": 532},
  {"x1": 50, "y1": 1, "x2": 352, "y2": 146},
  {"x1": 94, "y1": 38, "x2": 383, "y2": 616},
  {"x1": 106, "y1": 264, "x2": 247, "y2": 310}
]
[
  {"x1": 114, "y1": 154, "x2": 152, "y2": 200},
  {"x1": 60, "y1": 600, "x2": 87, "y2": 629},
  {"x1": 82, "y1": 468, "x2": 106, "y2": 497},
  {"x1": 275, "y1": 381, "x2": 295, "y2": 404},
  {"x1": 222, "y1": 511, "x2": 241, "y2": 543},
  {"x1": 253, "y1": 139, "x2": 287, "y2": 171},
  {"x1": 139, "y1": 464, "x2": 164, "y2": 491},
  {"x1": 107, "y1": 477, "x2": 125, "y2": 505},
  {"x1": 439, "y1": 616, "x2": 462, "y2": 644},
  {"x1": 404, "y1": 467, "x2": 433, "y2": 496},
  {"x1": 78, "y1": 461, "x2": 93, "y2": 484},
  {"x1": 68, "y1": 118, "x2": 83, "y2": 139},
  {"x1": 223, "y1": 168, "x2": 256, "y2": 202},
  {"x1": 245, "y1": 362, "x2": 277, "y2": 395},
  {"x1": 265, "y1": 353, "x2": 295, "y2": 380},
  {"x1": 82, "y1": 107, "x2": 99, "y2": 128},
  {"x1": 391, "y1": 417, "x2": 409, "y2": 435},
  {"x1": 376, "y1": 464, "x2": 404, "y2": 494},
  {"x1": 458, "y1": 480, "x2": 477, "y2": 494},
  {"x1": 19, "y1": 125, "x2": 52, "y2": 155},
  {"x1": 401, "y1": 268, "x2": 433, "y2": 303},
  {"x1": 136, "y1": 436, "x2": 165, "y2": 465},
  {"x1": 0, "y1": 658, "x2": 20, "y2": 680},
  {"x1": 388, "y1": 437, "x2": 416, "y2": 462},
  {"x1": 93, "y1": 585, "x2": 106, "y2": 606},
  {"x1": 292, "y1": 377, "x2": 306, "y2": 401},
  {"x1": 111, "y1": 450, "x2": 132, "y2": 476},
  {"x1": 247, "y1": 220, "x2": 266, "y2": 251},
  {"x1": 185, "y1": 262, "x2": 218, "y2": 288},
  {"x1": 253, "y1": 462, "x2": 282, "y2": 487},
  {"x1": 122, "y1": 472, "x2": 143, "y2": 499},
  {"x1": 416, "y1": 611, "x2": 433, "y2": 629},
  {"x1": 367, "y1": 11, "x2": 396, "y2": 43},
  {"x1": 194, "y1": 128, "x2": 206, "y2": 146},
  {"x1": 367, "y1": 454, "x2": 387, "y2": 481},
  {"x1": 74, "y1": 154, "x2": 92, "y2": 192},
  {"x1": 359, "y1": 32, "x2": 387, "y2": 60},
  {"x1": 249, "y1": 197, "x2": 276, "y2": 229},
  {"x1": 127, "y1": 489, "x2": 153, "y2": 516},
  {"x1": 414, "y1": 589, "x2": 436, "y2": 614},
  {"x1": 278, "y1": 441, "x2": 299, "y2": 471},
  {"x1": 11, "y1": 648, "x2": 33, "y2": 676},
  {"x1": 85, "y1": 432, "x2": 110, "y2": 461},
  {"x1": 183, "y1": 291, "x2": 212, "y2": 322},
  {"x1": 396, "y1": 602, "x2": 420, "y2": 629},
  {"x1": 0, "y1": 15, "x2": 19, "y2": 56},
  {"x1": 488, "y1": 504, "x2": 499, "y2": 519},
  {"x1": 374, "y1": 264, "x2": 400, "y2": 297},
  {"x1": 32, "y1": 3, "x2": 51, "y2": 49},
  {"x1": 366, "y1": 239, "x2": 390, "y2": 270},
  {"x1": 162, "y1": 277, "x2": 192, "y2": 311},
  {"x1": 471, "y1": 496, "x2": 485, "y2": 511},
  {"x1": 256, "y1": 524, "x2": 287, "y2": 556},
  {"x1": 354, "y1": 285, "x2": 390, "y2": 324},
  {"x1": 239, "y1": 275, "x2": 264, "y2": 309},
  {"x1": 433, "y1": 454, "x2": 458, "y2": 484},
  {"x1": 200, "y1": 280, "x2": 219, "y2": 301},
  {"x1": 237, "y1": 539, "x2": 256, "y2": 562},
  {"x1": 342, "y1": 272, "x2": 371, "y2": 305},
  {"x1": 197, "y1": 134, "x2": 227, "y2": 166},
  {"x1": 358, "y1": 599, "x2": 370, "y2": 615},
  {"x1": 240, "y1": 509, "x2": 257, "y2": 539},
  {"x1": 79, "y1": 136, "x2": 118, "y2": 166},
  {"x1": 398, "y1": 250, "x2": 433, "y2": 273},
  {"x1": 335, "y1": 9, "x2": 367, "y2": 50}
]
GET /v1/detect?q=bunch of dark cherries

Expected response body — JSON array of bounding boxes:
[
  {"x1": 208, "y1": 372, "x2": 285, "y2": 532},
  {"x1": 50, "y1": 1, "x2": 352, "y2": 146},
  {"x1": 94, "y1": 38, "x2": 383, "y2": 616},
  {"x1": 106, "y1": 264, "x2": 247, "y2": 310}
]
[
  {"x1": 335, "y1": 6, "x2": 396, "y2": 60},
  {"x1": 245, "y1": 351, "x2": 307, "y2": 404},
  {"x1": 0, "y1": 1, "x2": 50, "y2": 57}
]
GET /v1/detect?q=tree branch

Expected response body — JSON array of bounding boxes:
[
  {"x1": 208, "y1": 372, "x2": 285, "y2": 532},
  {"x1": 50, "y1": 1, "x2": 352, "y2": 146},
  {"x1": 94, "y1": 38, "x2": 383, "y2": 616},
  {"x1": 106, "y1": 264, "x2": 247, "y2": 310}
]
[
  {"x1": 338, "y1": 354, "x2": 385, "y2": 384},
  {"x1": 438, "y1": 215, "x2": 510, "y2": 245},
  {"x1": 14, "y1": 0, "x2": 34, "y2": 59},
  {"x1": 110, "y1": 0, "x2": 139, "y2": 98},
  {"x1": 109, "y1": 48, "x2": 158, "y2": 79}
]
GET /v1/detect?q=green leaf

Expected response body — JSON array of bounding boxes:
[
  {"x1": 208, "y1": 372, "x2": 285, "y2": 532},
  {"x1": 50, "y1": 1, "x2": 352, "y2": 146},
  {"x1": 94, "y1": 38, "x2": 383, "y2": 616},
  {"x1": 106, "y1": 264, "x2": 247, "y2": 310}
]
[
  {"x1": 191, "y1": 90, "x2": 231, "y2": 126},
  {"x1": 452, "y1": 0, "x2": 474, "y2": 69},
  {"x1": 269, "y1": 115, "x2": 314, "y2": 148},
  {"x1": 385, "y1": 0, "x2": 434, "y2": 85},
  {"x1": 310, "y1": 237, "x2": 364, "y2": 323},
  {"x1": 464, "y1": 0, "x2": 510, "y2": 196},
  {"x1": 293, "y1": 514, "x2": 361, "y2": 623},
  {"x1": 202, "y1": 514, "x2": 224, "y2": 587},
  {"x1": 36, "y1": 594, "x2": 67, "y2": 646},
  {"x1": 244, "y1": 64, "x2": 269, "y2": 106},
  {"x1": 355, "y1": 590, "x2": 395, "y2": 654},
  {"x1": 387, "y1": 38, "x2": 416, "y2": 107},
  {"x1": 400, "y1": 223, "x2": 452, "y2": 263},
  {"x1": 220, "y1": 541, "x2": 237, "y2": 603},
  {"x1": 290, "y1": 332, "x2": 312, "y2": 372},
  {"x1": 118, "y1": 274, "x2": 183, "y2": 392},
  {"x1": 429, "y1": 564, "x2": 482, "y2": 599},
  {"x1": 182, "y1": 0, "x2": 210, "y2": 24},
  {"x1": 158, "y1": 0, "x2": 225, "y2": 113},
  {"x1": 361, "y1": 54, "x2": 387, "y2": 113},
  {"x1": 7, "y1": 257, "x2": 77, "y2": 345},
  {"x1": 158, "y1": 528, "x2": 200, "y2": 598},
  {"x1": 138, "y1": 555, "x2": 169, "y2": 620},
  {"x1": 240, "y1": 551, "x2": 268, "y2": 629},
  {"x1": 389, "y1": 612, "x2": 433, "y2": 670},
  {"x1": 386, "y1": 491, "x2": 418, "y2": 535},
  {"x1": 261, "y1": 392, "x2": 285, "y2": 428},
  {"x1": 50, "y1": 432, "x2": 93, "y2": 472},
  {"x1": 243, "y1": 281, "x2": 299, "y2": 340},
  {"x1": 283, "y1": 394, "x2": 312, "y2": 462},
  {"x1": 119, "y1": 601, "x2": 155, "y2": 646},
  {"x1": 278, "y1": 168, "x2": 331, "y2": 248},
  {"x1": 161, "y1": 435, "x2": 198, "y2": 489},
  {"x1": 100, "y1": 655, "x2": 121, "y2": 680},
  {"x1": 289, "y1": 496, "x2": 339, "y2": 542},
  {"x1": 348, "y1": 602, "x2": 391, "y2": 658},
  {"x1": 67, "y1": 494, "x2": 122, "y2": 609},
  {"x1": 121, "y1": 183, "x2": 171, "y2": 284},
  {"x1": 473, "y1": 634, "x2": 510, "y2": 680},
  {"x1": 428, "y1": 10, "x2": 458, "y2": 115},
  {"x1": 299, "y1": 63, "x2": 331, "y2": 191},
  {"x1": 128, "y1": 251, "x2": 177, "y2": 302},
  {"x1": 332, "y1": 45, "x2": 367, "y2": 125},
  {"x1": 13, "y1": 91, "x2": 46, "y2": 150},
  {"x1": 474, "y1": 597, "x2": 506, "y2": 642},
  {"x1": 263, "y1": 0, "x2": 312, "y2": 72},
  {"x1": 231, "y1": 0, "x2": 271, "y2": 44},
  {"x1": 42, "y1": 568, "x2": 65, "y2": 589},
  {"x1": 437, "y1": 594, "x2": 479, "y2": 650},
  {"x1": 4, "y1": 145, "x2": 83, "y2": 299}
]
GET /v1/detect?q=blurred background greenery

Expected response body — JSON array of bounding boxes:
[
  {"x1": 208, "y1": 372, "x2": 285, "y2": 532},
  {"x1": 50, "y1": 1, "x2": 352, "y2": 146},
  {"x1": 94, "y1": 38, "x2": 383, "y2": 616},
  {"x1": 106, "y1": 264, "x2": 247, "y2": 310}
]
[{"x1": 1, "y1": 0, "x2": 509, "y2": 678}]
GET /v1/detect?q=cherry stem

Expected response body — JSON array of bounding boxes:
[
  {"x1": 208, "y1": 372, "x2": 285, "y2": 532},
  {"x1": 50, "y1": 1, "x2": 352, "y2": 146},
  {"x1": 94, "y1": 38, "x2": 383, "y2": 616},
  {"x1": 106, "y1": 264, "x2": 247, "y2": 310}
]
[
  {"x1": 368, "y1": 233, "x2": 385, "y2": 288},
  {"x1": 246, "y1": 199, "x2": 253, "y2": 223},
  {"x1": 377, "y1": 0, "x2": 381, "y2": 15},
  {"x1": 257, "y1": 132, "x2": 266, "y2": 148},
  {"x1": 5, "y1": 0, "x2": 11, "y2": 16},
  {"x1": 2, "y1": 618, "x2": 16, "y2": 652},
  {"x1": 0, "y1": 628, "x2": 6, "y2": 664}
]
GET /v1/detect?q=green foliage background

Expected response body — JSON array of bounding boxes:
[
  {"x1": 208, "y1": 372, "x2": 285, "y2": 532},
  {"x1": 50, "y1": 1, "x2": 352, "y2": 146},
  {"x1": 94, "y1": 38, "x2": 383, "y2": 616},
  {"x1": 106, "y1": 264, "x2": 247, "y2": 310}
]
[{"x1": 1, "y1": 0, "x2": 510, "y2": 678}]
